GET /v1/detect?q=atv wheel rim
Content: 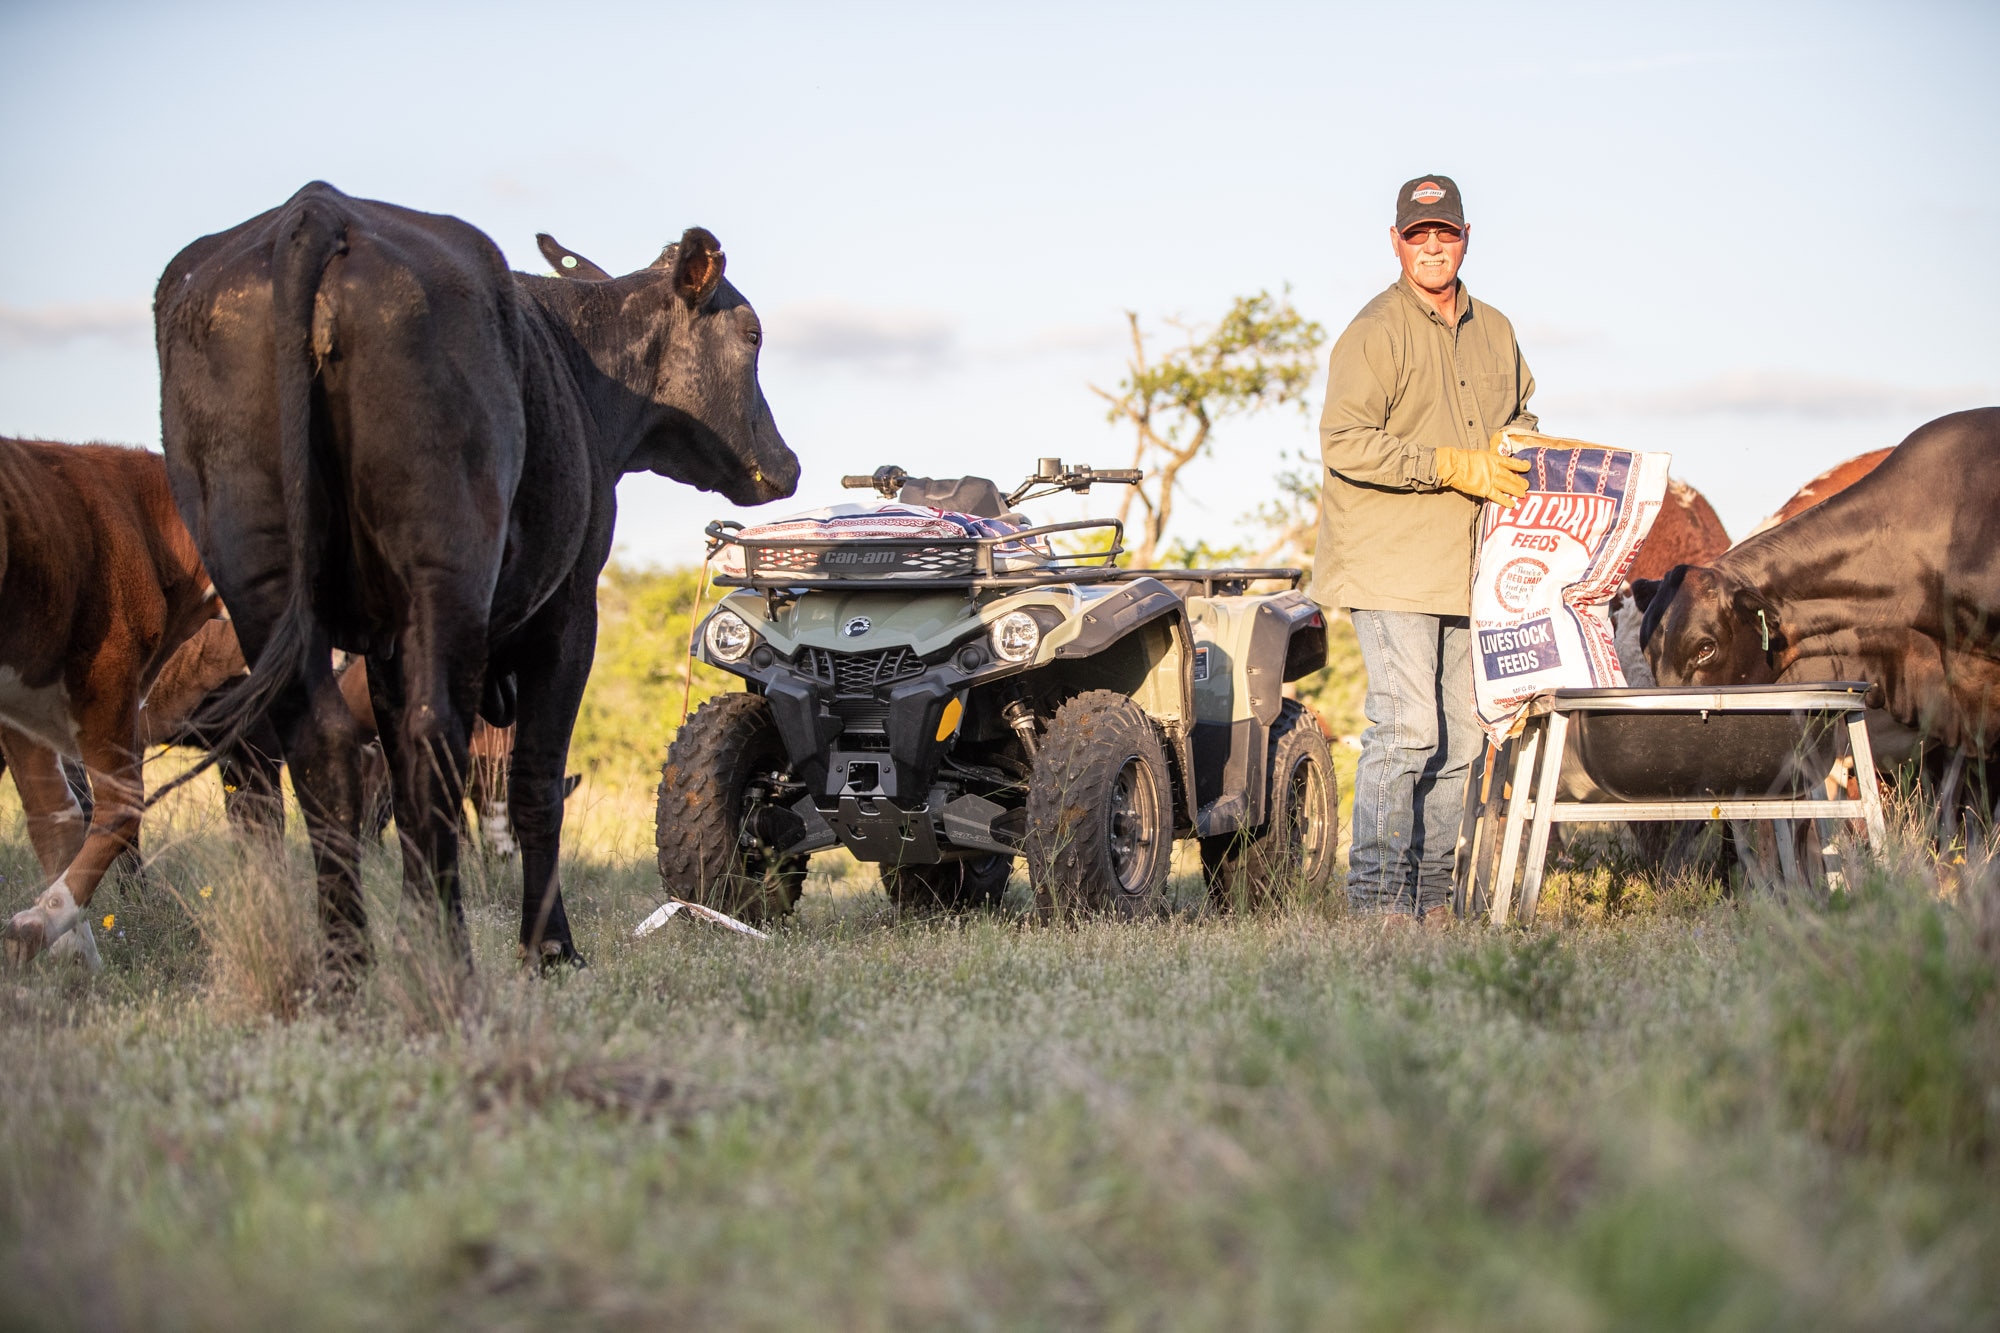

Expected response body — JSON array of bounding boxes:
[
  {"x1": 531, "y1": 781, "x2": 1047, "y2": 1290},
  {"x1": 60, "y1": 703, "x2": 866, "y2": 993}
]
[
  {"x1": 1107, "y1": 754, "x2": 1161, "y2": 893},
  {"x1": 1285, "y1": 754, "x2": 1332, "y2": 877}
]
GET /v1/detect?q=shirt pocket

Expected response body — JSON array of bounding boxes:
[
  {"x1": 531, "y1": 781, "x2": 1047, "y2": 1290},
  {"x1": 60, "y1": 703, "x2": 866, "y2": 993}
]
[{"x1": 1475, "y1": 370, "x2": 1517, "y2": 426}]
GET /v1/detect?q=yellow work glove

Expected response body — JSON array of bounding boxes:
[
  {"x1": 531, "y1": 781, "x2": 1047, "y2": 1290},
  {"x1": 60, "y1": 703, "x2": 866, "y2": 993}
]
[{"x1": 1434, "y1": 445, "x2": 1531, "y2": 508}]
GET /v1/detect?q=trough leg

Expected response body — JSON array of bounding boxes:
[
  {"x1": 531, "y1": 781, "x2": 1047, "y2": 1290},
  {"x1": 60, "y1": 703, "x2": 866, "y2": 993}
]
[
  {"x1": 1455, "y1": 740, "x2": 1511, "y2": 919},
  {"x1": 1846, "y1": 711, "x2": 1887, "y2": 854},
  {"x1": 1772, "y1": 819, "x2": 1802, "y2": 888},
  {"x1": 1489, "y1": 725, "x2": 1543, "y2": 926},
  {"x1": 1451, "y1": 743, "x2": 1484, "y2": 920},
  {"x1": 1517, "y1": 712, "x2": 1569, "y2": 924}
]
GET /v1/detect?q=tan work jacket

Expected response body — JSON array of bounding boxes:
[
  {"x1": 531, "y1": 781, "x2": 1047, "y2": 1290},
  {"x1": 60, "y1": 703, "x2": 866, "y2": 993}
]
[{"x1": 1311, "y1": 277, "x2": 1538, "y2": 615}]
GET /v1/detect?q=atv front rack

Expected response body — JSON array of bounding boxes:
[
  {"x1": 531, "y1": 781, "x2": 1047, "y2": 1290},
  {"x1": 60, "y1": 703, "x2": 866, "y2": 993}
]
[
  {"x1": 703, "y1": 519, "x2": 1303, "y2": 594},
  {"x1": 705, "y1": 517, "x2": 1134, "y2": 590}
]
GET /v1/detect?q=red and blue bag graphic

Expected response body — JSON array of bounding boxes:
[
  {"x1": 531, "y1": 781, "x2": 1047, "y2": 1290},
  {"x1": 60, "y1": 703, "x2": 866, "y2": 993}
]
[{"x1": 1470, "y1": 432, "x2": 1670, "y2": 741}]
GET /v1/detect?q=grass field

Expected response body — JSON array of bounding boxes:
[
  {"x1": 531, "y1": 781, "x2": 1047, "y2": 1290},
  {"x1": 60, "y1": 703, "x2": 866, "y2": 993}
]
[{"x1": 0, "y1": 573, "x2": 1995, "y2": 1330}]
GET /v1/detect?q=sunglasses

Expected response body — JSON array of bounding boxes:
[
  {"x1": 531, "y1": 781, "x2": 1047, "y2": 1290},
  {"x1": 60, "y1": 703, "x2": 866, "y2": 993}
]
[{"x1": 1400, "y1": 224, "x2": 1463, "y2": 245}]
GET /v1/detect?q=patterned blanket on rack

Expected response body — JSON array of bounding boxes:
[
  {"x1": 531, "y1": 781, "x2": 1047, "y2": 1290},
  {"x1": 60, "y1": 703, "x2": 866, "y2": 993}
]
[{"x1": 713, "y1": 503, "x2": 1052, "y2": 576}]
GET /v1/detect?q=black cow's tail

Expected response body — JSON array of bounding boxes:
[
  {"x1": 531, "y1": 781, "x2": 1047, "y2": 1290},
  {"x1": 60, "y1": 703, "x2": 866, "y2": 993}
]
[{"x1": 148, "y1": 187, "x2": 347, "y2": 809}]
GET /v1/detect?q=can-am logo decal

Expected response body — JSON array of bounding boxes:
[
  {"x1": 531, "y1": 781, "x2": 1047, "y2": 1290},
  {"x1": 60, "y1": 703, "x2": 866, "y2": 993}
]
[
  {"x1": 1411, "y1": 180, "x2": 1445, "y2": 203},
  {"x1": 822, "y1": 548, "x2": 897, "y2": 566},
  {"x1": 842, "y1": 617, "x2": 872, "y2": 638}
]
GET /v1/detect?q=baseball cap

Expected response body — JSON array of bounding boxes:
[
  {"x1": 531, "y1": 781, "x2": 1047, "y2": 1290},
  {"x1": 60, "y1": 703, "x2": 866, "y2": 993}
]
[{"x1": 1395, "y1": 175, "x2": 1465, "y2": 231}]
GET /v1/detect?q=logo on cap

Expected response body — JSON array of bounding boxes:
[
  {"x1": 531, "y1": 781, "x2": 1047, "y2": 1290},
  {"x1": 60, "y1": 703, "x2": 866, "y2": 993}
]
[{"x1": 1411, "y1": 181, "x2": 1446, "y2": 203}]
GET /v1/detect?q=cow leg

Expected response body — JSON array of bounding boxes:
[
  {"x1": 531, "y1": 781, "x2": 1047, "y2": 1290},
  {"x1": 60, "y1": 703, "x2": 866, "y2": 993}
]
[
  {"x1": 272, "y1": 656, "x2": 370, "y2": 975},
  {"x1": 468, "y1": 723, "x2": 517, "y2": 859},
  {"x1": 219, "y1": 715, "x2": 287, "y2": 850},
  {"x1": 368, "y1": 623, "x2": 481, "y2": 967},
  {"x1": 507, "y1": 612, "x2": 593, "y2": 968},
  {"x1": 0, "y1": 729, "x2": 89, "y2": 880},
  {"x1": 3, "y1": 722, "x2": 144, "y2": 969}
]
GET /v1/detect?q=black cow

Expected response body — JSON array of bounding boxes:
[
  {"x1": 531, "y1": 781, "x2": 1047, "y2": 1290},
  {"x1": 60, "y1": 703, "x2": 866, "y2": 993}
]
[
  {"x1": 1635, "y1": 409, "x2": 2000, "y2": 776},
  {"x1": 155, "y1": 182, "x2": 797, "y2": 971}
]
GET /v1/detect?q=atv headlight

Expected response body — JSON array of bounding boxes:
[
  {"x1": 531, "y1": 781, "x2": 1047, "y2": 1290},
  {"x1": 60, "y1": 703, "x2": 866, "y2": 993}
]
[
  {"x1": 704, "y1": 609, "x2": 755, "y2": 663},
  {"x1": 990, "y1": 610, "x2": 1042, "y2": 663}
]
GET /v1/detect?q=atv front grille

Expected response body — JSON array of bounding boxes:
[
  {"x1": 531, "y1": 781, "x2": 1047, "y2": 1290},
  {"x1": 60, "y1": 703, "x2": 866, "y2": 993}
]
[
  {"x1": 751, "y1": 542, "x2": 979, "y2": 579},
  {"x1": 798, "y1": 646, "x2": 928, "y2": 697},
  {"x1": 828, "y1": 699, "x2": 892, "y2": 743}
]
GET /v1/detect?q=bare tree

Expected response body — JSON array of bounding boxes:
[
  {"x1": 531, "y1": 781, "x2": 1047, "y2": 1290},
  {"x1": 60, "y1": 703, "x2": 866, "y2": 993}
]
[{"x1": 1090, "y1": 290, "x2": 1325, "y2": 568}]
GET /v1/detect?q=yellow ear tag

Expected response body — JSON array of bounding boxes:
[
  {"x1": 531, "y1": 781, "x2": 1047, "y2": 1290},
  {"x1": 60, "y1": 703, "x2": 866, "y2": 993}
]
[{"x1": 935, "y1": 697, "x2": 964, "y2": 742}]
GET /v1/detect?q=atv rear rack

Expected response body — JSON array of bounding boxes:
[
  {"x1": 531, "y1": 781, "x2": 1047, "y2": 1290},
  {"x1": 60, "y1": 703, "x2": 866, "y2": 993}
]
[{"x1": 704, "y1": 519, "x2": 1305, "y2": 594}]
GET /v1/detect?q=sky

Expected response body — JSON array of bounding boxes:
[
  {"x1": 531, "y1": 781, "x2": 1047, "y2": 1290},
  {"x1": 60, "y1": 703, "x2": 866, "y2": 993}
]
[{"x1": 2, "y1": 0, "x2": 1995, "y2": 568}]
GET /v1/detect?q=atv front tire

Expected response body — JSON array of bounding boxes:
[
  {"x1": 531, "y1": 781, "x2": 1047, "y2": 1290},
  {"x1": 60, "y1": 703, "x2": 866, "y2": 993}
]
[
  {"x1": 881, "y1": 854, "x2": 1014, "y2": 913},
  {"x1": 1025, "y1": 691, "x2": 1173, "y2": 917},
  {"x1": 656, "y1": 693, "x2": 807, "y2": 924},
  {"x1": 1201, "y1": 700, "x2": 1340, "y2": 910}
]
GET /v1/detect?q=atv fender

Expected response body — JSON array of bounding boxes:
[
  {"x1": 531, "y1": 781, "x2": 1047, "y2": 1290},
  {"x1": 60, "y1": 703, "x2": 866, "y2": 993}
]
[{"x1": 1243, "y1": 591, "x2": 1326, "y2": 725}]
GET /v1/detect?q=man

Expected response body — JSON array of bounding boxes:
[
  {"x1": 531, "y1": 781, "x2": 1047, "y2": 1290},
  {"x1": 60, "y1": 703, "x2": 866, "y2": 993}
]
[{"x1": 1313, "y1": 174, "x2": 1537, "y2": 923}]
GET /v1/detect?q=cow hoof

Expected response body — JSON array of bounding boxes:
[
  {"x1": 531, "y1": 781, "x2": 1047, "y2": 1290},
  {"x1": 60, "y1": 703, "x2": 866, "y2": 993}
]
[{"x1": 520, "y1": 939, "x2": 586, "y2": 974}]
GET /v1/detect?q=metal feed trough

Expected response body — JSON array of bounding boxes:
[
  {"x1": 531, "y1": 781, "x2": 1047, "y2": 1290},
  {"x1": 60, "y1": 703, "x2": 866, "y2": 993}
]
[{"x1": 1456, "y1": 683, "x2": 1887, "y2": 923}]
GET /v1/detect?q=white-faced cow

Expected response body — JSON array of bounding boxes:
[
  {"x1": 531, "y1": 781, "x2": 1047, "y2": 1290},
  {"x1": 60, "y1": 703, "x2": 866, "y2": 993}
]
[
  {"x1": 154, "y1": 182, "x2": 797, "y2": 972},
  {"x1": 1636, "y1": 409, "x2": 2000, "y2": 790},
  {"x1": 0, "y1": 438, "x2": 221, "y2": 965}
]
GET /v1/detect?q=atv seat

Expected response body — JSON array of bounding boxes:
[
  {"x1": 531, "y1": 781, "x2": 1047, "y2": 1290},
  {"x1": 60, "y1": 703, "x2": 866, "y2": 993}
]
[{"x1": 897, "y1": 475, "x2": 1007, "y2": 519}]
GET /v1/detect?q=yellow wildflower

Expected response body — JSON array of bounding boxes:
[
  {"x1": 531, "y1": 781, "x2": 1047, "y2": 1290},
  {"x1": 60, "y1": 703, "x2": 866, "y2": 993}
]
[
  {"x1": 199, "y1": 885, "x2": 214, "y2": 900},
  {"x1": 101, "y1": 914, "x2": 115, "y2": 931}
]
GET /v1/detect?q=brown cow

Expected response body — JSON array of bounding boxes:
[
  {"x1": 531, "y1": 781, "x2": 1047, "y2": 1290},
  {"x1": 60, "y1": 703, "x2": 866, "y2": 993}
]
[
  {"x1": 1740, "y1": 448, "x2": 1893, "y2": 541},
  {"x1": 0, "y1": 439, "x2": 219, "y2": 966}
]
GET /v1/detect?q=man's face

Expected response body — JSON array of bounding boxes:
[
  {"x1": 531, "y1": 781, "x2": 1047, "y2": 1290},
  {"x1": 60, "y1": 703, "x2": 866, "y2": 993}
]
[{"x1": 1391, "y1": 221, "x2": 1469, "y2": 297}]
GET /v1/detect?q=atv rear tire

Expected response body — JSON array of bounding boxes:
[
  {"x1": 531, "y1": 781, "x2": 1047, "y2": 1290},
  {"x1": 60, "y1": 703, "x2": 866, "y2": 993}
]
[
  {"x1": 1201, "y1": 701, "x2": 1340, "y2": 911},
  {"x1": 881, "y1": 854, "x2": 1014, "y2": 913},
  {"x1": 656, "y1": 693, "x2": 807, "y2": 924},
  {"x1": 1025, "y1": 691, "x2": 1173, "y2": 917}
]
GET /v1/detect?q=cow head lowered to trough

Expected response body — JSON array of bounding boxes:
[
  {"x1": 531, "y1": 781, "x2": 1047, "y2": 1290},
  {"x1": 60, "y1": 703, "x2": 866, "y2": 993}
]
[
  {"x1": 532, "y1": 228, "x2": 797, "y2": 507},
  {"x1": 1632, "y1": 564, "x2": 1787, "y2": 687}
]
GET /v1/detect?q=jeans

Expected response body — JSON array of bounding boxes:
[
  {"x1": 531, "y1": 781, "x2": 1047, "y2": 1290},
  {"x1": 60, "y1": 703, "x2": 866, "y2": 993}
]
[{"x1": 1345, "y1": 609, "x2": 1478, "y2": 917}]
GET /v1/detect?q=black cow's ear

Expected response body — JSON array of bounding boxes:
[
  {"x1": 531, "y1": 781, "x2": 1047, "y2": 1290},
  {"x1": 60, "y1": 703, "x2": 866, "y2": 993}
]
[
  {"x1": 1637, "y1": 564, "x2": 1689, "y2": 651},
  {"x1": 1730, "y1": 585, "x2": 1783, "y2": 651},
  {"x1": 536, "y1": 234, "x2": 612, "y2": 281},
  {"x1": 669, "y1": 227, "x2": 726, "y2": 308}
]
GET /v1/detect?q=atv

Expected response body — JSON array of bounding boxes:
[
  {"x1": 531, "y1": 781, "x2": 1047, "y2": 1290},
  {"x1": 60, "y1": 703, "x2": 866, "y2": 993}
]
[{"x1": 655, "y1": 459, "x2": 1339, "y2": 921}]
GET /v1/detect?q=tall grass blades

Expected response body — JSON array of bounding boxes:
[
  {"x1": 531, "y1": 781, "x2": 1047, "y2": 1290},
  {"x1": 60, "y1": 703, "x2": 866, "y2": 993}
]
[{"x1": 1762, "y1": 830, "x2": 2000, "y2": 1166}]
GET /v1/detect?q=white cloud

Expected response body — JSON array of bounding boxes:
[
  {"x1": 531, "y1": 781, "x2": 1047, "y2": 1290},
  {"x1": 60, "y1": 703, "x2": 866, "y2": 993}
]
[
  {"x1": 764, "y1": 301, "x2": 958, "y2": 372},
  {"x1": 0, "y1": 301, "x2": 151, "y2": 347},
  {"x1": 1568, "y1": 49, "x2": 1756, "y2": 76}
]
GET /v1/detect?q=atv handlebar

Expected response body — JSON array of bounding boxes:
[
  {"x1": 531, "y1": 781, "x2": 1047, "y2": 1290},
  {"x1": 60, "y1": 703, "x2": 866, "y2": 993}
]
[
  {"x1": 843, "y1": 465, "x2": 909, "y2": 498},
  {"x1": 839, "y1": 460, "x2": 1143, "y2": 506}
]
